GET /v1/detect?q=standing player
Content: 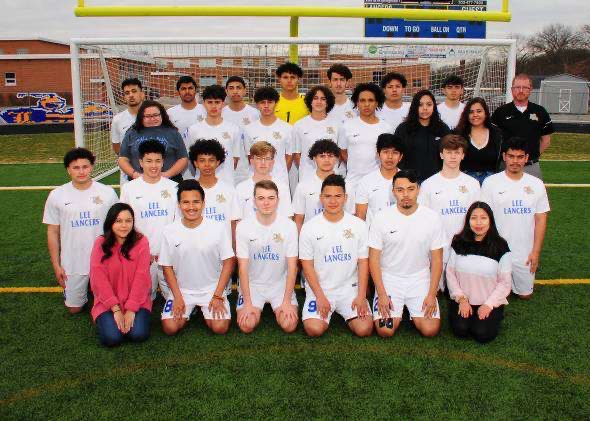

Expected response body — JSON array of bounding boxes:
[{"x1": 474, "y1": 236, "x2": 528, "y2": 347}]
[
  {"x1": 293, "y1": 85, "x2": 341, "y2": 181},
  {"x1": 111, "y1": 78, "x2": 144, "y2": 186},
  {"x1": 481, "y1": 137, "x2": 550, "y2": 299},
  {"x1": 369, "y1": 170, "x2": 446, "y2": 338},
  {"x1": 418, "y1": 134, "x2": 481, "y2": 290},
  {"x1": 274, "y1": 62, "x2": 309, "y2": 125},
  {"x1": 437, "y1": 75, "x2": 466, "y2": 130},
  {"x1": 235, "y1": 180, "x2": 299, "y2": 334},
  {"x1": 299, "y1": 175, "x2": 373, "y2": 338},
  {"x1": 187, "y1": 84, "x2": 241, "y2": 184},
  {"x1": 244, "y1": 87, "x2": 293, "y2": 185},
  {"x1": 327, "y1": 64, "x2": 356, "y2": 124},
  {"x1": 377, "y1": 72, "x2": 410, "y2": 133},
  {"x1": 159, "y1": 180, "x2": 235, "y2": 335},
  {"x1": 43, "y1": 148, "x2": 118, "y2": 313},
  {"x1": 235, "y1": 141, "x2": 293, "y2": 220},
  {"x1": 355, "y1": 133, "x2": 405, "y2": 224},
  {"x1": 120, "y1": 139, "x2": 179, "y2": 300}
]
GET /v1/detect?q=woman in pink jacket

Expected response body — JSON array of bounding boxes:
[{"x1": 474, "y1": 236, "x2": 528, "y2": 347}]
[{"x1": 90, "y1": 202, "x2": 152, "y2": 347}]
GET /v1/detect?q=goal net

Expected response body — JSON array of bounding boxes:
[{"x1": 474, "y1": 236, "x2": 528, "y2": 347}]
[{"x1": 70, "y1": 38, "x2": 516, "y2": 181}]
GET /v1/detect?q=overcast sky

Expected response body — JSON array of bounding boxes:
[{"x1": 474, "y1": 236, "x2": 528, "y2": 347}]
[{"x1": 2, "y1": 0, "x2": 589, "y2": 42}]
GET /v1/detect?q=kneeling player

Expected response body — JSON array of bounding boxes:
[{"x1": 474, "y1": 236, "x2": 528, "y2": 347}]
[
  {"x1": 159, "y1": 180, "x2": 235, "y2": 335},
  {"x1": 369, "y1": 170, "x2": 446, "y2": 338},
  {"x1": 236, "y1": 180, "x2": 299, "y2": 333},
  {"x1": 299, "y1": 175, "x2": 373, "y2": 337}
]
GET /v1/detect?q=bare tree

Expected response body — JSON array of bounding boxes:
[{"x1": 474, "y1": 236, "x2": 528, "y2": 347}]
[{"x1": 527, "y1": 24, "x2": 585, "y2": 56}]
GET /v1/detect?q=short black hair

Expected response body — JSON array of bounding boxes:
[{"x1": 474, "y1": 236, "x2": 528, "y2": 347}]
[
  {"x1": 376, "y1": 133, "x2": 406, "y2": 155},
  {"x1": 327, "y1": 64, "x2": 352, "y2": 80},
  {"x1": 202, "y1": 84, "x2": 227, "y2": 101},
  {"x1": 380, "y1": 72, "x2": 407, "y2": 89},
  {"x1": 308, "y1": 139, "x2": 341, "y2": 160},
  {"x1": 503, "y1": 137, "x2": 529, "y2": 154},
  {"x1": 138, "y1": 139, "x2": 166, "y2": 159},
  {"x1": 276, "y1": 62, "x2": 303, "y2": 78},
  {"x1": 304, "y1": 86, "x2": 336, "y2": 113},
  {"x1": 64, "y1": 147, "x2": 95, "y2": 168},
  {"x1": 189, "y1": 139, "x2": 227, "y2": 164},
  {"x1": 176, "y1": 75, "x2": 197, "y2": 91},
  {"x1": 121, "y1": 78, "x2": 142, "y2": 91},
  {"x1": 392, "y1": 169, "x2": 419, "y2": 187},
  {"x1": 351, "y1": 83, "x2": 385, "y2": 109},
  {"x1": 225, "y1": 75, "x2": 246, "y2": 88},
  {"x1": 254, "y1": 87, "x2": 280, "y2": 103},
  {"x1": 442, "y1": 74, "x2": 465, "y2": 87},
  {"x1": 177, "y1": 179, "x2": 205, "y2": 203},
  {"x1": 321, "y1": 174, "x2": 346, "y2": 193}
]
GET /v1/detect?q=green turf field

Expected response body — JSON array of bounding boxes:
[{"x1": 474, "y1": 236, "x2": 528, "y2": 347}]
[{"x1": 0, "y1": 132, "x2": 589, "y2": 419}]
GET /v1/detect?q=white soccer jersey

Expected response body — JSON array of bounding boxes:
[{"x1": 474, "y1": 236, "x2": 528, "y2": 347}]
[
  {"x1": 201, "y1": 180, "x2": 241, "y2": 237},
  {"x1": 376, "y1": 102, "x2": 410, "y2": 133},
  {"x1": 329, "y1": 98, "x2": 357, "y2": 125},
  {"x1": 292, "y1": 173, "x2": 325, "y2": 222},
  {"x1": 168, "y1": 103, "x2": 207, "y2": 179},
  {"x1": 159, "y1": 218, "x2": 234, "y2": 295},
  {"x1": 187, "y1": 119, "x2": 242, "y2": 185},
  {"x1": 368, "y1": 205, "x2": 447, "y2": 282},
  {"x1": 355, "y1": 169, "x2": 397, "y2": 226},
  {"x1": 111, "y1": 109, "x2": 136, "y2": 145},
  {"x1": 299, "y1": 213, "x2": 369, "y2": 295},
  {"x1": 235, "y1": 177, "x2": 293, "y2": 220},
  {"x1": 120, "y1": 177, "x2": 179, "y2": 256},
  {"x1": 338, "y1": 117, "x2": 393, "y2": 187},
  {"x1": 292, "y1": 115, "x2": 341, "y2": 181},
  {"x1": 481, "y1": 172, "x2": 550, "y2": 260},
  {"x1": 437, "y1": 102, "x2": 465, "y2": 130},
  {"x1": 43, "y1": 181, "x2": 118, "y2": 276},
  {"x1": 236, "y1": 216, "x2": 298, "y2": 288},
  {"x1": 222, "y1": 104, "x2": 260, "y2": 184},
  {"x1": 243, "y1": 119, "x2": 293, "y2": 184}
]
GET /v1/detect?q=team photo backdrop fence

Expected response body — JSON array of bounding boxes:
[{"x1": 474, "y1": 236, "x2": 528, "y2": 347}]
[{"x1": 70, "y1": 38, "x2": 516, "y2": 181}]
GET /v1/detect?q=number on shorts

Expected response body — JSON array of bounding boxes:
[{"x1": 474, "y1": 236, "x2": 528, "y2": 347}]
[
  {"x1": 373, "y1": 296, "x2": 379, "y2": 313},
  {"x1": 237, "y1": 295, "x2": 244, "y2": 306},
  {"x1": 308, "y1": 300, "x2": 317, "y2": 313},
  {"x1": 164, "y1": 299, "x2": 173, "y2": 313}
]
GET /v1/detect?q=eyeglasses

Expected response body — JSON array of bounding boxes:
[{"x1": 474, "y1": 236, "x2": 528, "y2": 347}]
[
  {"x1": 143, "y1": 113, "x2": 161, "y2": 119},
  {"x1": 252, "y1": 156, "x2": 274, "y2": 162},
  {"x1": 511, "y1": 86, "x2": 531, "y2": 91}
]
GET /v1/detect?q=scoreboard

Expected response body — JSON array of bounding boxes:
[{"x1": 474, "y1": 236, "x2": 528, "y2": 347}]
[{"x1": 364, "y1": 0, "x2": 487, "y2": 39}]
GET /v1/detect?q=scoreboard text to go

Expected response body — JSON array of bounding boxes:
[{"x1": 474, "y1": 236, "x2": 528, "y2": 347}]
[{"x1": 365, "y1": 19, "x2": 486, "y2": 39}]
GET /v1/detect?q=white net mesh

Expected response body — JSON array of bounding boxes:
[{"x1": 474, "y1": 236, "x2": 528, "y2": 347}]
[{"x1": 74, "y1": 39, "x2": 513, "y2": 180}]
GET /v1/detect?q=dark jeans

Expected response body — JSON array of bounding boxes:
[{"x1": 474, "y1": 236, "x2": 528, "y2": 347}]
[
  {"x1": 448, "y1": 300, "x2": 504, "y2": 343},
  {"x1": 466, "y1": 170, "x2": 494, "y2": 186},
  {"x1": 96, "y1": 308, "x2": 151, "y2": 347}
]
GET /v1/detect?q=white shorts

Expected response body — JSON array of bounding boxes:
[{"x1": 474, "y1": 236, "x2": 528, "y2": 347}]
[
  {"x1": 373, "y1": 276, "x2": 440, "y2": 320},
  {"x1": 511, "y1": 259, "x2": 535, "y2": 295},
  {"x1": 161, "y1": 291, "x2": 231, "y2": 321},
  {"x1": 150, "y1": 262, "x2": 169, "y2": 300},
  {"x1": 236, "y1": 282, "x2": 298, "y2": 312},
  {"x1": 302, "y1": 286, "x2": 370, "y2": 323},
  {"x1": 64, "y1": 274, "x2": 89, "y2": 308}
]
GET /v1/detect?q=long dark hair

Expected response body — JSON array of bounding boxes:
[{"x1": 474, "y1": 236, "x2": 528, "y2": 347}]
[
  {"x1": 101, "y1": 203, "x2": 142, "y2": 262},
  {"x1": 405, "y1": 89, "x2": 446, "y2": 134},
  {"x1": 452, "y1": 201, "x2": 509, "y2": 261},
  {"x1": 455, "y1": 97, "x2": 492, "y2": 139},
  {"x1": 133, "y1": 100, "x2": 177, "y2": 132}
]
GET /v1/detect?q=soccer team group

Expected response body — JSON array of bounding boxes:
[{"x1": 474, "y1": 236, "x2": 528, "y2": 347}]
[{"x1": 43, "y1": 62, "x2": 553, "y2": 346}]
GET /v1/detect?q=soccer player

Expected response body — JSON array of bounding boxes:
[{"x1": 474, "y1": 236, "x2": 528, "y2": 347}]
[
  {"x1": 187, "y1": 84, "x2": 241, "y2": 184},
  {"x1": 111, "y1": 78, "x2": 144, "y2": 186},
  {"x1": 293, "y1": 140, "x2": 342, "y2": 232},
  {"x1": 339, "y1": 83, "x2": 393, "y2": 205},
  {"x1": 159, "y1": 180, "x2": 235, "y2": 335},
  {"x1": 355, "y1": 133, "x2": 405, "y2": 224},
  {"x1": 235, "y1": 180, "x2": 299, "y2": 334},
  {"x1": 327, "y1": 64, "x2": 356, "y2": 124},
  {"x1": 235, "y1": 141, "x2": 293, "y2": 220},
  {"x1": 293, "y1": 85, "x2": 341, "y2": 181},
  {"x1": 43, "y1": 148, "x2": 118, "y2": 314},
  {"x1": 120, "y1": 139, "x2": 179, "y2": 300},
  {"x1": 244, "y1": 87, "x2": 293, "y2": 185},
  {"x1": 369, "y1": 170, "x2": 446, "y2": 338},
  {"x1": 299, "y1": 174, "x2": 373, "y2": 337},
  {"x1": 481, "y1": 137, "x2": 550, "y2": 299},
  {"x1": 418, "y1": 134, "x2": 481, "y2": 290},
  {"x1": 437, "y1": 75, "x2": 466, "y2": 130},
  {"x1": 491, "y1": 73, "x2": 554, "y2": 180},
  {"x1": 376, "y1": 72, "x2": 410, "y2": 132},
  {"x1": 274, "y1": 62, "x2": 309, "y2": 125}
]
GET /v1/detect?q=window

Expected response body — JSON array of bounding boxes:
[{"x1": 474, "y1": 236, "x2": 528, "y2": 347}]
[
  {"x1": 5, "y1": 72, "x2": 16, "y2": 86},
  {"x1": 412, "y1": 78, "x2": 423, "y2": 88},
  {"x1": 0, "y1": 48, "x2": 4, "y2": 55},
  {"x1": 16, "y1": 48, "x2": 28, "y2": 54},
  {"x1": 242, "y1": 58, "x2": 254, "y2": 67},
  {"x1": 200, "y1": 76, "x2": 217, "y2": 88},
  {"x1": 221, "y1": 58, "x2": 234, "y2": 67},
  {"x1": 199, "y1": 58, "x2": 216, "y2": 68}
]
